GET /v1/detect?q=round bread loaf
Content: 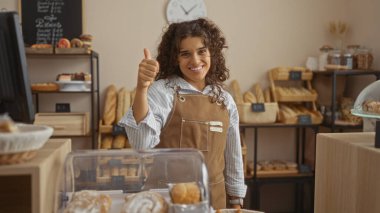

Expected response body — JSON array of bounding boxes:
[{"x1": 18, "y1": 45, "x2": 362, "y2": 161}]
[
  {"x1": 170, "y1": 182, "x2": 201, "y2": 204},
  {"x1": 121, "y1": 191, "x2": 168, "y2": 213}
]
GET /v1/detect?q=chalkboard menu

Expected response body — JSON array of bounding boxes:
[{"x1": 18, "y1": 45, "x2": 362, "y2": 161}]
[{"x1": 20, "y1": 0, "x2": 83, "y2": 45}]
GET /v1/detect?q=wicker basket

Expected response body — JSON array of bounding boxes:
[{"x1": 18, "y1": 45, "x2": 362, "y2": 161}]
[{"x1": 237, "y1": 103, "x2": 278, "y2": 123}]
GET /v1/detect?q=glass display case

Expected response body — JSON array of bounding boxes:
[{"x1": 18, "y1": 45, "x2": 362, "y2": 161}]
[
  {"x1": 351, "y1": 79, "x2": 380, "y2": 148},
  {"x1": 57, "y1": 148, "x2": 210, "y2": 213}
]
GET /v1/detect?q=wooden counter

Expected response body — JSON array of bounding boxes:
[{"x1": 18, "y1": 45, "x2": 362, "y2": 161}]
[
  {"x1": 0, "y1": 139, "x2": 71, "y2": 213},
  {"x1": 314, "y1": 132, "x2": 380, "y2": 213}
]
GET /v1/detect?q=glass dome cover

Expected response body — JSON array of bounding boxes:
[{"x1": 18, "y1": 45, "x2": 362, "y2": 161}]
[
  {"x1": 351, "y1": 79, "x2": 380, "y2": 119},
  {"x1": 56, "y1": 148, "x2": 210, "y2": 213}
]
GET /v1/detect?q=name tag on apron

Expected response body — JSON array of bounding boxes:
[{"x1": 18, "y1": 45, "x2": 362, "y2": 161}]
[
  {"x1": 209, "y1": 121, "x2": 223, "y2": 126},
  {"x1": 210, "y1": 126, "x2": 223, "y2": 133}
]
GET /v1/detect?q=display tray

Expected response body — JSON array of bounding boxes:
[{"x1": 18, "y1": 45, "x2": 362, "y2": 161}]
[
  {"x1": 55, "y1": 47, "x2": 91, "y2": 54},
  {"x1": 351, "y1": 109, "x2": 380, "y2": 119},
  {"x1": 25, "y1": 47, "x2": 53, "y2": 54},
  {"x1": 55, "y1": 81, "x2": 91, "y2": 91}
]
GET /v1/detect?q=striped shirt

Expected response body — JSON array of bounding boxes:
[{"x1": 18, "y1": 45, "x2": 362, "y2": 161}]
[{"x1": 119, "y1": 76, "x2": 247, "y2": 198}]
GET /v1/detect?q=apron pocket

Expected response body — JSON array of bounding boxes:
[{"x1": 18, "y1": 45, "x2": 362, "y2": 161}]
[{"x1": 180, "y1": 119, "x2": 209, "y2": 152}]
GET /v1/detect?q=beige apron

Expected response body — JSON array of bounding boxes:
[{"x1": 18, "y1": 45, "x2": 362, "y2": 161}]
[{"x1": 157, "y1": 90, "x2": 229, "y2": 209}]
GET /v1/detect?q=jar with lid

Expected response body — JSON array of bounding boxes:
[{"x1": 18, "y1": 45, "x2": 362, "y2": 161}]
[
  {"x1": 328, "y1": 49, "x2": 343, "y2": 65},
  {"x1": 347, "y1": 45, "x2": 360, "y2": 69},
  {"x1": 318, "y1": 45, "x2": 333, "y2": 71},
  {"x1": 343, "y1": 52, "x2": 353, "y2": 69},
  {"x1": 355, "y1": 47, "x2": 374, "y2": 70}
]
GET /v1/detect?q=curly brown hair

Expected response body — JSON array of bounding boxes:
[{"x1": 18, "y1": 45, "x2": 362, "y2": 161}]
[{"x1": 156, "y1": 18, "x2": 230, "y2": 105}]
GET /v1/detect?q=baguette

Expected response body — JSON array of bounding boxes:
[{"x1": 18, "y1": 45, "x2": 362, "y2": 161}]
[
  {"x1": 253, "y1": 83, "x2": 265, "y2": 103},
  {"x1": 243, "y1": 91, "x2": 257, "y2": 103},
  {"x1": 116, "y1": 87, "x2": 126, "y2": 122},
  {"x1": 123, "y1": 90, "x2": 131, "y2": 116},
  {"x1": 229, "y1": 80, "x2": 244, "y2": 104},
  {"x1": 264, "y1": 88, "x2": 272, "y2": 103},
  {"x1": 112, "y1": 135, "x2": 126, "y2": 149},
  {"x1": 101, "y1": 135, "x2": 113, "y2": 149},
  {"x1": 103, "y1": 85, "x2": 117, "y2": 125}
]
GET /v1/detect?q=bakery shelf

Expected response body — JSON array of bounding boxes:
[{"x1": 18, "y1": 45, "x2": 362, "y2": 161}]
[
  {"x1": 312, "y1": 69, "x2": 380, "y2": 132},
  {"x1": 28, "y1": 51, "x2": 100, "y2": 148},
  {"x1": 241, "y1": 123, "x2": 318, "y2": 212}
]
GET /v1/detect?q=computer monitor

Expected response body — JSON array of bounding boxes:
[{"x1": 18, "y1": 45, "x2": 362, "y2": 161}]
[{"x1": 0, "y1": 11, "x2": 34, "y2": 123}]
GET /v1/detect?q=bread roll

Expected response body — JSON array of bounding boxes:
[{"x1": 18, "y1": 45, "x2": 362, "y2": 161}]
[
  {"x1": 63, "y1": 190, "x2": 112, "y2": 213},
  {"x1": 170, "y1": 182, "x2": 201, "y2": 204},
  {"x1": 253, "y1": 83, "x2": 265, "y2": 103},
  {"x1": 243, "y1": 91, "x2": 257, "y2": 103},
  {"x1": 101, "y1": 135, "x2": 113, "y2": 149},
  {"x1": 230, "y1": 80, "x2": 244, "y2": 104},
  {"x1": 112, "y1": 135, "x2": 126, "y2": 149},
  {"x1": 103, "y1": 85, "x2": 117, "y2": 125},
  {"x1": 121, "y1": 191, "x2": 168, "y2": 213},
  {"x1": 116, "y1": 87, "x2": 126, "y2": 122}
]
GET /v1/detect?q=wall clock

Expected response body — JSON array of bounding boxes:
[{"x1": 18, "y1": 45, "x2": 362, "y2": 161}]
[{"x1": 166, "y1": 0, "x2": 207, "y2": 23}]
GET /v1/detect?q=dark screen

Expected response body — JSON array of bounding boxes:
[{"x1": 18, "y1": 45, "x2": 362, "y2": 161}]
[{"x1": 0, "y1": 11, "x2": 34, "y2": 123}]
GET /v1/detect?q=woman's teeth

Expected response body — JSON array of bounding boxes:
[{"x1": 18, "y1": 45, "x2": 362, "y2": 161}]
[{"x1": 190, "y1": 66, "x2": 202, "y2": 71}]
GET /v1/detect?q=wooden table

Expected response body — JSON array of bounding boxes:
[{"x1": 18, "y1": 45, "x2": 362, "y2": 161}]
[
  {"x1": 314, "y1": 132, "x2": 380, "y2": 213},
  {"x1": 0, "y1": 139, "x2": 71, "y2": 213}
]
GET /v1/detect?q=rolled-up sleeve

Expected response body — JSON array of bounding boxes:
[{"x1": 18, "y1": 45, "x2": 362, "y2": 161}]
[{"x1": 224, "y1": 95, "x2": 247, "y2": 198}]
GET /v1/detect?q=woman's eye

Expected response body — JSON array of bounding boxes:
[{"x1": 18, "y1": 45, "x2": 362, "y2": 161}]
[
  {"x1": 198, "y1": 49, "x2": 208, "y2": 55},
  {"x1": 180, "y1": 52, "x2": 190, "y2": 58}
]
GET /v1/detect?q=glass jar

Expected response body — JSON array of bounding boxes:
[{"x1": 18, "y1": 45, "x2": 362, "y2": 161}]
[
  {"x1": 318, "y1": 45, "x2": 333, "y2": 71},
  {"x1": 355, "y1": 48, "x2": 374, "y2": 70},
  {"x1": 343, "y1": 52, "x2": 353, "y2": 69},
  {"x1": 347, "y1": 45, "x2": 360, "y2": 69},
  {"x1": 328, "y1": 49, "x2": 343, "y2": 65}
]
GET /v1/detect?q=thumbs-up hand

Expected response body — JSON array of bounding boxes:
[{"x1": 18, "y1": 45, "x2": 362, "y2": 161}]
[{"x1": 137, "y1": 48, "x2": 159, "y2": 89}]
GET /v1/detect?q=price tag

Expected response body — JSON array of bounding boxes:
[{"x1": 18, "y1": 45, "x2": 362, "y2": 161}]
[
  {"x1": 108, "y1": 159, "x2": 122, "y2": 166},
  {"x1": 112, "y1": 124, "x2": 127, "y2": 136},
  {"x1": 111, "y1": 176, "x2": 125, "y2": 186},
  {"x1": 251, "y1": 103, "x2": 265, "y2": 112},
  {"x1": 298, "y1": 115, "x2": 312, "y2": 124},
  {"x1": 289, "y1": 71, "x2": 302, "y2": 80}
]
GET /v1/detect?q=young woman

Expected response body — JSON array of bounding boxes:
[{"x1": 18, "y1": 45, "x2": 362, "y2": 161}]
[{"x1": 119, "y1": 18, "x2": 246, "y2": 209}]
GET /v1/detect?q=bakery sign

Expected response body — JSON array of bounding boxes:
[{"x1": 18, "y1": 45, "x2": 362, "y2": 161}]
[{"x1": 19, "y1": 0, "x2": 83, "y2": 46}]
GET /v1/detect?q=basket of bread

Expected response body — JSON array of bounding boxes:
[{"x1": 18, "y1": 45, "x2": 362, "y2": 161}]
[
  {"x1": 0, "y1": 114, "x2": 53, "y2": 164},
  {"x1": 58, "y1": 149, "x2": 213, "y2": 213},
  {"x1": 230, "y1": 80, "x2": 278, "y2": 123}
]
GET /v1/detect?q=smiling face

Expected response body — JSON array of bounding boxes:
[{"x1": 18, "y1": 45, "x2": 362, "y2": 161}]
[{"x1": 177, "y1": 37, "x2": 211, "y2": 91}]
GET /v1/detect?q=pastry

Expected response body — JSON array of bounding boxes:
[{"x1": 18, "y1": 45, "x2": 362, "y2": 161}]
[
  {"x1": 103, "y1": 85, "x2": 117, "y2": 125},
  {"x1": 57, "y1": 38, "x2": 71, "y2": 48},
  {"x1": 30, "y1": 44, "x2": 52, "y2": 48},
  {"x1": 63, "y1": 190, "x2": 112, "y2": 213},
  {"x1": 31, "y1": 82, "x2": 59, "y2": 92},
  {"x1": 70, "y1": 38, "x2": 84, "y2": 48},
  {"x1": 0, "y1": 117, "x2": 18, "y2": 133},
  {"x1": 80, "y1": 34, "x2": 93, "y2": 49},
  {"x1": 121, "y1": 191, "x2": 168, "y2": 213},
  {"x1": 362, "y1": 100, "x2": 380, "y2": 114},
  {"x1": 253, "y1": 83, "x2": 265, "y2": 103},
  {"x1": 170, "y1": 182, "x2": 201, "y2": 204}
]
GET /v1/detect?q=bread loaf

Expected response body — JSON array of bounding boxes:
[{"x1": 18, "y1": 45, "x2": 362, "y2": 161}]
[
  {"x1": 253, "y1": 83, "x2": 265, "y2": 103},
  {"x1": 123, "y1": 90, "x2": 131, "y2": 116},
  {"x1": 243, "y1": 91, "x2": 257, "y2": 103},
  {"x1": 112, "y1": 135, "x2": 126, "y2": 149},
  {"x1": 230, "y1": 80, "x2": 244, "y2": 104},
  {"x1": 101, "y1": 135, "x2": 113, "y2": 149},
  {"x1": 116, "y1": 87, "x2": 126, "y2": 122},
  {"x1": 103, "y1": 85, "x2": 117, "y2": 125},
  {"x1": 170, "y1": 182, "x2": 201, "y2": 204},
  {"x1": 130, "y1": 88, "x2": 136, "y2": 107}
]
